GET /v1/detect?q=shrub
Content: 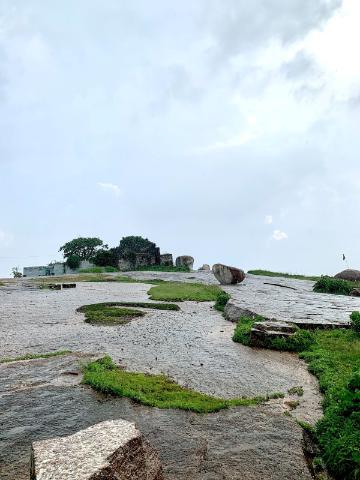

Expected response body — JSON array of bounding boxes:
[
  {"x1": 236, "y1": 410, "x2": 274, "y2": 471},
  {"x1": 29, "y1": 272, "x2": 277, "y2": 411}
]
[
  {"x1": 350, "y1": 311, "x2": 360, "y2": 334},
  {"x1": 313, "y1": 276, "x2": 353, "y2": 296},
  {"x1": 269, "y1": 329, "x2": 315, "y2": 352},
  {"x1": 92, "y1": 248, "x2": 119, "y2": 268},
  {"x1": 214, "y1": 291, "x2": 231, "y2": 312},
  {"x1": 66, "y1": 254, "x2": 81, "y2": 270}
]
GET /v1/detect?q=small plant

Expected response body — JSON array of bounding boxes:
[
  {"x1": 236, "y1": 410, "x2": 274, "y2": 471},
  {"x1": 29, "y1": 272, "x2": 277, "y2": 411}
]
[
  {"x1": 313, "y1": 276, "x2": 354, "y2": 296},
  {"x1": 214, "y1": 291, "x2": 231, "y2": 312},
  {"x1": 12, "y1": 267, "x2": 23, "y2": 278},
  {"x1": 288, "y1": 386, "x2": 304, "y2": 396},
  {"x1": 232, "y1": 316, "x2": 258, "y2": 345},
  {"x1": 350, "y1": 311, "x2": 360, "y2": 334}
]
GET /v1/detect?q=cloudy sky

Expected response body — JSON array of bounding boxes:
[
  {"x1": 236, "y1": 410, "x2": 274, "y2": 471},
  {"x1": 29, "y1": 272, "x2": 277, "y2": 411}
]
[{"x1": 0, "y1": 0, "x2": 359, "y2": 277}]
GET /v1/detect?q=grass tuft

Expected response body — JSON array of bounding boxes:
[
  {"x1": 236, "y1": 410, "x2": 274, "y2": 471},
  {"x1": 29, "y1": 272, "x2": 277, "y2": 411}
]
[
  {"x1": 148, "y1": 282, "x2": 223, "y2": 302},
  {"x1": 214, "y1": 291, "x2": 231, "y2": 312},
  {"x1": 313, "y1": 276, "x2": 359, "y2": 296},
  {"x1": 0, "y1": 350, "x2": 71, "y2": 364},
  {"x1": 83, "y1": 356, "x2": 285, "y2": 413}
]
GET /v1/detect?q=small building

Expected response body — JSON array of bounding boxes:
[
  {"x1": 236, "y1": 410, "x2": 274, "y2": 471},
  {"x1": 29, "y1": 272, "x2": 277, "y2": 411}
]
[{"x1": 23, "y1": 260, "x2": 94, "y2": 277}]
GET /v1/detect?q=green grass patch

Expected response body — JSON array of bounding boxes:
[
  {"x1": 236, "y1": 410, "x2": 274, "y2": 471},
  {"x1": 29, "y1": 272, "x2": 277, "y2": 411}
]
[
  {"x1": 148, "y1": 282, "x2": 223, "y2": 302},
  {"x1": 77, "y1": 303, "x2": 144, "y2": 325},
  {"x1": 248, "y1": 269, "x2": 320, "y2": 281},
  {"x1": 313, "y1": 276, "x2": 359, "y2": 296},
  {"x1": 232, "y1": 314, "x2": 360, "y2": 480},
  {"x1": 135, "y1": 265, "x2": 190, "y2": 272},
  {"x1": 83, "y1": 356, "x2": 284, "y2": 413},
  {"x1": 0, "y1": 350, "x2": 71, "y2": 364},
  {"x1": 77, "y1": 301, "x2": 180, "y2": 325}
]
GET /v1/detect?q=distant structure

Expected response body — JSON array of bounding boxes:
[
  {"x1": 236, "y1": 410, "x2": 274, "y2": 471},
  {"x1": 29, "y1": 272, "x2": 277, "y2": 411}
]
[{"x1": 23, "y1": 260, "x2": 94, "y2": 277}]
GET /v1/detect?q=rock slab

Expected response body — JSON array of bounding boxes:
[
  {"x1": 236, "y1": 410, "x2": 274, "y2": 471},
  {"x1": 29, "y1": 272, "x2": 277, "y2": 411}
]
[
  {"x1": 175, "y1": 256, "x2": 194, "y2": 270},
  {"x1": 212, "y1": 263, "x2": 245, "y2": 285},
  {"x1": 335, "y1": 269, "x2": 360, "y2": 282},
  {"x1": 30, "y1": 419, "x2": 163, "y2": 480}
]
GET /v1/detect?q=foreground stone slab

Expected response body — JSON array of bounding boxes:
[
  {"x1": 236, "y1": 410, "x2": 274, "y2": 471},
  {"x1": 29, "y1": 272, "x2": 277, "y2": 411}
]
[
  {"x1": 30, "y1": 419, "x2": 163, "y2": 480},
  {"x1": 212, "y1": 263, "x2": 245, "y2": 285}
]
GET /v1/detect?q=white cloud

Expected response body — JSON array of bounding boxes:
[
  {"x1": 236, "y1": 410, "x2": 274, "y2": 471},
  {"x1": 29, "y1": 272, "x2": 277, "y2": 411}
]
[
  {"x1": 97, "y1": 182, "x2": 121, "y2": 197},
  {"x1": 272, "y1": 230, "x2": 288, "y2": 241},
  {"x1": 198, "y1": 130, "x2": 257, "y2": 153},
  {"x1": 264, "y1": 215, "x2": 273, "y2": 225}
]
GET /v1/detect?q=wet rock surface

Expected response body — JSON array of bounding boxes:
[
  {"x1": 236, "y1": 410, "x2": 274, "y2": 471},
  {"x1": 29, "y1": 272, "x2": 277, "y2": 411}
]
[
  {"x1": 0, "y1": 272, "x2": 341, "y2": 479},
  {"x1": 1, "y1": 356, "x2": 312, "y2": 480}
]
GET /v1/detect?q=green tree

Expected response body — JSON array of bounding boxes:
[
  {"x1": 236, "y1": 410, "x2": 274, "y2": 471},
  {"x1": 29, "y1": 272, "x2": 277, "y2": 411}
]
[
  {"x1": 118, "y1": 236, "x2": 157, "y2": 266},
  {"x1": 66, "y1": 254, "x2": 81, "y2": 269},
  {"x1": 92, "y1": 248, "x2": 119, "y2": 268},
  {"x1": 59, "y1": 237, "x2": 105, "y2": 260}
]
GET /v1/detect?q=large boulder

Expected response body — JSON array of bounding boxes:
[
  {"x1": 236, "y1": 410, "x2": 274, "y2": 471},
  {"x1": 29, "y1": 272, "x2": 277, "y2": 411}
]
[
  {"x1": 175, "y1": 256, "x2": 194, "y2": 270},
  {"x1": 334, "y1": 269, "x2": 360, "y2": 282},
  {"x1": 198, "y1": 264, "x2": 210, "y2": 271},
  {"x1": 212, "y1": 264, "x2": 245, "y2": 285},
  {"x1": 30, "y1": 419, "x2": 163, "y2": 480},
  {"x1": 160, "y1": 254, "x2": 173, "y2": 267}
]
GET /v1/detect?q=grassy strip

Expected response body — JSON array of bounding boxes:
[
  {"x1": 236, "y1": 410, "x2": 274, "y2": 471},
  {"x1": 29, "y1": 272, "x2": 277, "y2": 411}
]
[
  {"x1": 313, "y1": 276, "x2": 360, "y2": 296},
  {"x1": 148, "y1": 282, "x2": 223, "y2": 302},
  {"x1": 135, "y1": 265, "x2": 190, "y2": 272},
  {"x1": 232, "y1": 315, "x2": 360, "y2": 480},
  {"x1": 0, "y1": 350, "x2": 71, "y2": 364},
  {"x1": 248, "y1": 269, "x2": 320, "y2": 281},
  {"x1": 83, "y1": 356, "x2": 284, "y2": 413}
]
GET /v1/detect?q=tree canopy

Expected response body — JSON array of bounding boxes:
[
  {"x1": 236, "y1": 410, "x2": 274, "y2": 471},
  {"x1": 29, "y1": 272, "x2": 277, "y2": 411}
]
[
  {"x1": 118, "y1": 236, "x2": 156, "y2": 262},
  {"x1": 59, "y1": 237, "x2": 105, "y2": 260}
]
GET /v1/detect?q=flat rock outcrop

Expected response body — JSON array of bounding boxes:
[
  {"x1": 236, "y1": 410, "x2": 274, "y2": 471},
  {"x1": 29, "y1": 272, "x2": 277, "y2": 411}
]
[
  {"x1": 335, "y1": 269, "x2": 360, "y2": 282},
  {"x1": 30, "y1": 419, "x2": 163, "y2": 480},
  {"x1": 212, "y1": 263, "x2": 245, "y2": 285},
  {"x1": 175, "y1": 256, "x2": 194, "y2": 270}
]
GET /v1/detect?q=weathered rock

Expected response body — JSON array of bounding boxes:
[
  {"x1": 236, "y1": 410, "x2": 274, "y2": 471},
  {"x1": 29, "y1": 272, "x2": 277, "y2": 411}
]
[
  {"x1": 351, "y1": 288, "x2": 360, "y2": 297},
  {"x1": 224, "y1": 300, "x2": 261, "y2": 322},
  {"x1": 212, "y1": 263, "x2": 245, "y2": 285},
  {"x1": 175, "y1": 256, "x2": 194, "y2": 270},
  {"x1": 250, "y1": 321, "x2": 297, "y2": 348},
  {"x1": 198, "y1": 264, "x2": 210, "y2": 271},
  {"x1": 159, "y1": 254, "x2": 173, "y2": 267},
  {"x1": 30, "y1": 419, "x2": 163, "y2": 480},
  {"x1": 334, "y1": 269, "x2": 360, "y2": 282}
]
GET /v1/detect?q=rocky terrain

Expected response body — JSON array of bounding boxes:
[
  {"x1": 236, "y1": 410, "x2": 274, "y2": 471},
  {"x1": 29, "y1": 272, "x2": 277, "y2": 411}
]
[{"x1": 1, "y1": 271, "x2": 356, "y2": 479}]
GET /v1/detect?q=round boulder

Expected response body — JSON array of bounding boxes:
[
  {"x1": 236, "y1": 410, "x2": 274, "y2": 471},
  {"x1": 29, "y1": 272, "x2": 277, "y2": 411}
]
[
  {"x1": 334, "y1": 269, "x2": 360, "y2": 282},
  {"x1": 198, "y1": 264, "x2": 210, "y2": 271},
  {"x1": 175, "y1": 256, "x2": 194, "y2": 270},
  {"x1": 212, "y1": 264, "x2": 245, "y2": 285}
]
